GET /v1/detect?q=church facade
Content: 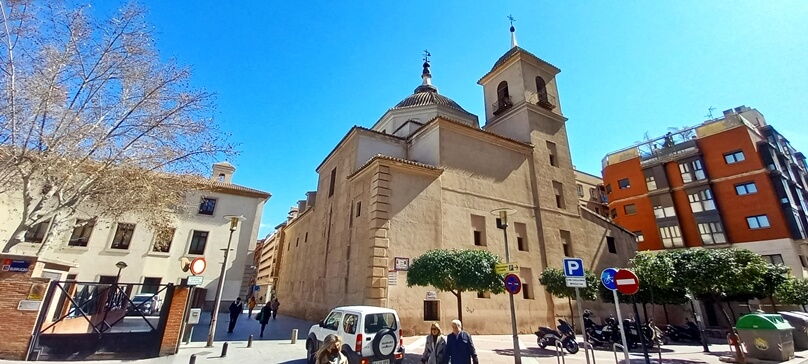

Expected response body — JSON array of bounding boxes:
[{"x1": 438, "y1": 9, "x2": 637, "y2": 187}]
[{"x1": 274, "y1": 29, "x2": 637, "y2": 335}]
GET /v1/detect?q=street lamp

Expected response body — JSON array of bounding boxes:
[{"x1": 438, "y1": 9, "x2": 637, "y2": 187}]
[
  {"x1": 491, "y1": 207, "x2": 521, "y2": 364},
  {"x1": 103, "y1": 261, "x2": 127, "y2": 332},
  {"x1": 206, "y1": 215, "x2": 246, "y2": 348}
]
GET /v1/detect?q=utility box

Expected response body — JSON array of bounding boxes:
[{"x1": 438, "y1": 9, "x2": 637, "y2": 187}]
[
  {"x1": 736, "y1": 314, "x2": 794, "y2": 362},
  {"x1": 188, "y1": 308, "x2": 202, "y2": 325}
]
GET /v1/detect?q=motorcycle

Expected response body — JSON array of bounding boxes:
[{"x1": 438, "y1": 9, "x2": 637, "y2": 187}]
[
  {"x1": 644, "y1": 320, "x2": 668, "y2": 346},
  {"x1": 666, "y1": 319, "x2": 701, "y2": 342},
  {"x1": 584, "y1": 313, "x2": 621, "y2": 349},
  {"x1": 535, "y1": 319, "x2": 579, "y2": 354}
]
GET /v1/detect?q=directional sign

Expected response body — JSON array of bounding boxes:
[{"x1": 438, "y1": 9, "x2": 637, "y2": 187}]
[
  {"x1": 495, "y1": 262, "x2": 521, "y2": 274},
  {"x1": 563, "y1": 258, "x2": 584, "y2": 277},
  {"x1": 601, "y1": 268, "x2": 618, "y2": 291},
  {"x1": 504, "y1": 273, "x2": 522, "y2": 295},
  {"x1": 615, "y1": 269, "x2": 640, "y2": 295}
]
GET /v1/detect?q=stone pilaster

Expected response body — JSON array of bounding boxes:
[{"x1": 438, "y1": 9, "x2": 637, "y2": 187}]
[{"x1": 365, "y1": 165, "x2": 391, "y2": 306}]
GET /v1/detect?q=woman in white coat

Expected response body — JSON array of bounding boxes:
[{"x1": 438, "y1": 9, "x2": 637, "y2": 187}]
[{"x1": 420, "y1": 322, "x2": 448, "y2": 364}]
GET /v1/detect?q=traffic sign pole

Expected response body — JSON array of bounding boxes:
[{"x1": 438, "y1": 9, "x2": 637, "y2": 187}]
[
  {"x1": 497, "y1": 213, "x2": 521, "y2": 364},
  {"x1": 631, "y1": 295, "x2": 651, "y2": 364},
  {"x1": 574, "y1": 287, "x2": 591, "y2": 364},
  {"x1": 612, "y1": 290, "x2": 630, "y2": 362}
]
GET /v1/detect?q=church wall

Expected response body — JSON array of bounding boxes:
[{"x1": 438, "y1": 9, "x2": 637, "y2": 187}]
[
  {"x1": 355, "y1": 134, "x2": 406, "y2": 169},
  {"x1": 409, "y1": 126, "x2": 440, "y2": 166},
  {"x1": 520, "y1": 61, "x2": 563, "y2": 115}
]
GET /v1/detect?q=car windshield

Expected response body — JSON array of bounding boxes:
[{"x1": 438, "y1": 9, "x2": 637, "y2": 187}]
[
  {"x1": 132, "y1": 295, "x2": 151, "y2": 303},
  {"x1": 364, "y1": 313, "x2": 397, "y2": 334}
]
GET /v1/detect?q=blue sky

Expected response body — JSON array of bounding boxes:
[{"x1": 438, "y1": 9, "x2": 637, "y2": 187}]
[{"x1": 102, "y1": 1, "x2": 808, "y2": 237}]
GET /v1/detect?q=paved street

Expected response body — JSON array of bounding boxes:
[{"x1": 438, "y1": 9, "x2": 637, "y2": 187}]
[{"x1": 187, "y1": 306, "x2": 313, "y2": 343}]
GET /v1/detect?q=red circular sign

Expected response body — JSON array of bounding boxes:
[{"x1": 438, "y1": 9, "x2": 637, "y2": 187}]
[
  {"x1": 190, "y1": 257, "x2": 207, "y2": 276},
  {"x1": 615, "y1": 269, "x2": 640, "y2": 295}
]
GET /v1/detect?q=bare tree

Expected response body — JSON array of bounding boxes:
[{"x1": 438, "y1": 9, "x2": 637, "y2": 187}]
[{"x1": 0, "y1": 1, "x2": 235, "y2": 253}]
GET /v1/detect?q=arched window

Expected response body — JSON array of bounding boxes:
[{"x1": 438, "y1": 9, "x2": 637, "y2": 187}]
[
  {"x1": 494, "y1": 81, "x2": 512, "y2": 114},
  {"x1": 497, "y1": 81, "x2": 510, "y2": 100},
  {"x1": 536, "y1": 76, "x2": 548, "y2": 102}
]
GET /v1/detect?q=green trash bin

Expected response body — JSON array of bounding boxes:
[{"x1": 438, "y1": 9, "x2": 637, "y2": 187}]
[{"x1": 736, "y1": 314, "x2": 795, "y2": 362}]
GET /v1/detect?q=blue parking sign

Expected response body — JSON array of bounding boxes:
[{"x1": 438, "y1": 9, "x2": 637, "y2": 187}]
[{"x1": 563, "y1": 258, "x2": 584, "y2": 277}]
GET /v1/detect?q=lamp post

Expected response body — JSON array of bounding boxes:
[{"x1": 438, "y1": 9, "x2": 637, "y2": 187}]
[
  {"x1": 492, "y1": 208, "x2": 521, "y2": 364},
  {"x1": 102, "y1": 261, "x2": 127, "y2": 332},
  {"x1": 206, "y1": 215, "x2": 246, "y2": 348}
]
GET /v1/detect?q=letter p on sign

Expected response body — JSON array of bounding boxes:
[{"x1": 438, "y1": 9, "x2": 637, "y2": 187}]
[{"x1": 563, "y1": 258, "x2": 584, "y2": 277}]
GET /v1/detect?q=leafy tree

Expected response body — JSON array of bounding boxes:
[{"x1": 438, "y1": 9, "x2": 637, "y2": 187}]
[
  {"x1": 539, "y1": 267, "x2": 598, "y2": 327},
  {"x1": 406, "y1": 249, "x2": 505, "y2": 322},
  {"x1": 0, "y1": 1, "x2": 234, "y2": 253},
  {"x1": 776, "y1": 278, "x2": 808, "y2": 308}
]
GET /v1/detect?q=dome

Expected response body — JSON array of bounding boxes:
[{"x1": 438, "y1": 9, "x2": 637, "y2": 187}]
[{"x1": 392, "y1": 90, "x2": 472, "y2": 115}]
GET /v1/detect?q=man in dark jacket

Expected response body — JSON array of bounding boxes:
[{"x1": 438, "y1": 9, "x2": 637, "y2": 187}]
[
  {"x1": 227, "y1": 297, "x2": 244, "y2": 333},
  {"x1": 446, "y1": 319, "x2": 479, "y2": 364}
]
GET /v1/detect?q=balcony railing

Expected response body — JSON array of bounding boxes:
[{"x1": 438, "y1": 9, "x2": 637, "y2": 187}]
[
  {"x1": 526, "y1": 91, "x2": 557, "y2": 111},
  {"x1": 492, "y1": 96, "x2": 513, "y2": 115}
]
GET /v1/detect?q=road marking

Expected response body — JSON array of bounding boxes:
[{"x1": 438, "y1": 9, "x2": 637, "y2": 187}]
[{"x1": 616, "y1": 278, "x2": 636, "y2": 285}]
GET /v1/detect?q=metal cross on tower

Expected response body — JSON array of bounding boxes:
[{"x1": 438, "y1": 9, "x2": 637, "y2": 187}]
[
  {"x1": 423, "y1": 49, "x2": 431, "y2": 63},
  {"x1": 507, "y1": 14, "x2": 516, "y2": 26}
]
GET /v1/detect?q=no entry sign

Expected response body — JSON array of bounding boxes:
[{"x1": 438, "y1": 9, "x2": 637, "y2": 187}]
[{"x1": 615, "y1": 269, "x2": 640, "y2": 295}]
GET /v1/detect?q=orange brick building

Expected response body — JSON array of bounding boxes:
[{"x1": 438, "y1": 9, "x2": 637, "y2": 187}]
[{"x1": 602, "y1": 106, "x2": 808, "y2": 278}]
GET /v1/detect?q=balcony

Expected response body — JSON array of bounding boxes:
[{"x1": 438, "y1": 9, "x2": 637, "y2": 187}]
[
  {"x1": 492, "y1": 96, "x2": 513, "y2": 116},
  {"x1": 640, "y1": 139, "x2": 699, "y2": 167},
  {"x1": 526, "y1": 91, "x2": 557, "y2": 111}
]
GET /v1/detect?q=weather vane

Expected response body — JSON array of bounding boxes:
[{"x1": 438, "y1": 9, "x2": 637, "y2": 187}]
[
  {"x1": 507, "y1": 14, "x2": 516, "y2": 27},
  {"x1": 423, "y1": 49, "x2": 431, "y2": 63}
]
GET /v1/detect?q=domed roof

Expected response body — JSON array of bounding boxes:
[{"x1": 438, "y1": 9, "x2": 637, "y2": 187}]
[{"x1": 392, "y1": 90, "x2": 472, "y2": 114}]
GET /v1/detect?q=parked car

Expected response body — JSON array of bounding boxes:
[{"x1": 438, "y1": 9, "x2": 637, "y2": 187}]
[
  {"x1": 306, "y1": 306, "x2": 404, "y2": 364},
  {"x1": 127, "y1": 294, "x2": 161, "y2": 316}
]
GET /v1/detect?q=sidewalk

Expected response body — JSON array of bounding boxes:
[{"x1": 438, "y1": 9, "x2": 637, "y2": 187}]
[{"x1": 187, "y1": 308, "x2": 313, "y2": 342}]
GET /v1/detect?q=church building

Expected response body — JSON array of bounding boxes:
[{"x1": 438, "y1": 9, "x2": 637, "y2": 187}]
[{"x1": 274, "y1": 24, "x2": 636, "y2": 335}]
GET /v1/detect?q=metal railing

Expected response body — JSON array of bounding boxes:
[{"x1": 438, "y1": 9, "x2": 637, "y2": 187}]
[
  {"x1": 492, "y1": 96, "x2": 514, "y2": 115},
  {"x1": 544, "y1": 334, "x2": 566, "y2": 364},
  {"x1": 526, "y1": 91, "x2": 558, "y2": 110},
  {"x1": 612, "y1": 343, "x2": 628, "y2": 364}
]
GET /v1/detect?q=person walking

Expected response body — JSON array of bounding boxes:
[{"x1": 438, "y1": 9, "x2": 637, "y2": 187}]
[
  {"x1": 256, "y1": 303, "x2": 272, "y2": 337},
  {"x1": 270, "y1": 297, "x2": 280, "y2": 319},
  {"x1": 315, "y1": 334, "x2": 348, "y2": 364},
  {"x1": 227, "y1": 297, "x2": 244, "y2": 333},
  {"x1": 446, "y1": 319, "x2": 479, "y2": 364},
  {"x1": 420, "y1": 322, "x2": 447, "y2": 364},
  {"x1": 247, "y1": 296, "x2": 257, "y2": 318}
]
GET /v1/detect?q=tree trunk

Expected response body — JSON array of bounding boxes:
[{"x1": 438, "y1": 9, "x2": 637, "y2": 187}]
[
  {"x1": 455, "y1": 291, "x2": 463, "y2": 323},
  {"x1": 663, "y1": 304, "x2": 670, "y2": 324},
  {"x1": 726, "y1": 302, "x2": 737, "y2": 325},
  {"x1": 567, "y1": 297, "x2": 575, "y2": 330},
  {"x1": 2, "y1": 223, "x2": 29, "y2": 253},
  {"x1": 770, "y1": 295, "x2": 778, "y2": 313},
  {"x1": 714, "y1": 296, "x2": 734, "y2": 331},
  {"x1": 642, "y1": 303, "x2": 649, "y2": 322}
]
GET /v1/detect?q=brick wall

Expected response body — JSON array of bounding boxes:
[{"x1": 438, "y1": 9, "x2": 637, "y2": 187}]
[
  {"x1": 0, "y1": 254, "x2": 47, "y2": 360},
  {"x1": 159, "y1": 286, "x2": 189, "y2": 356}
]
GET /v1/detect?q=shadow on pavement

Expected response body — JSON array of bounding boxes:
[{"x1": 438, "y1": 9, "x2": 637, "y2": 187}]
[
  {"x1": 276, "y1": 361, "x2": 307, "y2": 364},
  {"x1": 190, "y1": 312, "x2": 313, "y2": 342},
  {"x1": 495, "y1": 347, "x2": 573, "y2": 358}
]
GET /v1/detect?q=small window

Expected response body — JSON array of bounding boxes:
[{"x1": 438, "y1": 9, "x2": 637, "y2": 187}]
[
  {"x1": 659, "y1": 225, "x2": 684, "y2": 248},
  {"x1": 296, "y1": 237, "x2": 300, "y2": 247},
  {"x1": 763, "y1": 254, "x2": 785, "y2": 265},
  {"x1": 24, "y1": 220, "x2": 51, "y2": 243},
  {"x1": 560, "y1": 230, "x2": 572, "y2": 257},
  {"x1": 477, "y1": 291, "x2": 491, "y2": 299},
  {"x1": 305, "y1": 232, "x2": 308, "y2": 242},
  {"x1": 634, "y1": 232, "x2": 644, "y2": 242},
  {"x1": 188, "y1": 230, "x2": 209, "y2": 255},
  {"x1": 800, "y1": 255, "x2": 807, "y2": 268},
  {"x1": 605, "y1": 236, "x2": 617, "y2": 254},
  {"x1": 698, "y1": 222, "x2": 727, "y2": 245},
  {"x1": 515, "y1": 222, "x2": 528, "y2": 252},
  {"x1": 356, "y1": 201, "x2": 362, "y2": 217},
  {"x1": 323, "y1": 311, "x2": 343, "y2": 331},
  {"x1": 576, "y1": 184, "x2": 584, "y2": 197},
  {"x1": 199, "y1": 197, "x2": 217, "y2": 215},
  {"x1": 522, "y1": 282, "x2": 534, "y2": 299},
  {"x1": 605, "y1": 184, "x2": 612, "y2": 194},
  {"x1": 547, "y1": 141, "x2": 558, "y2": 167},
  {"x1": 688, "y1": 188, "x2": 716, "y2": 212},
  {"x1": 141, "y1": 277, "x2": 162, "y2": 294},
  {"x1": 69, "y1": 219, "x2": 95, "y2": 247},
  {"x1": 152, "y1": 227, "x2": 175, "y2": 253},
  {"x1": 653, "y1": 205, "x2": 676, "y2": 218},
  {"x1": 328, "y1": 167, "x2": 337, "y2": 197},
  {"x1": 724, "y1": 151, "x2": 746, "y2": 164},
  {"x1": 610, "y1": 209, "x2": 617, "y2": 218},
  {"x1": 735, "y1": 182, "x2": 758, "y2": 195},
  {"x1": 343, "y1": 314, "x2": 359, "y2": 334},
  {"x1": 424, "y1": 301, "x2": 440, "y2": 321},
  {"x1": 624, "y1": 204, "x2": 637, "y2": 215},
  {"x1": 618, "y1": 178, "x2": 630, "y2": 189},
  {"x1": 646, "y1": 176, "x2": 657, "y2": 190},
  {"x1": 553, "y1": 181, "x2": 565, "y2": 209},
  {"x1": 517, "y1": 237, "x2": 526, "y2": 251},
  {"x1": 747, "y1": 215, "x2": 771, "y2": 229},
  {"x1": 111, "y1": 223, "x2": 136, "y2": 250},
  {"x1": 473, "y1": 231, "x2": 484, "y2": 246}
]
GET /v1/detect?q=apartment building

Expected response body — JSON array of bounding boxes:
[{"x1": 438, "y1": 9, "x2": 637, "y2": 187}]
[
  {"x1": 574, "y1": 170, "x2": 609, "y2": 218},
  {"x1": 602, "y1": 106, "x2": 808, "y2": 277}
]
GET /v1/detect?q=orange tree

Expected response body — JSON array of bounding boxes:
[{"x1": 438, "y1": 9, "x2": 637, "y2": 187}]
[{"x1": 406, "y1": 249, "x2": 505, "y2": 322}]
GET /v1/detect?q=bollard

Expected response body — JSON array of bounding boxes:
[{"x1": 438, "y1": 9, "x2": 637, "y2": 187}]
[
  {"x1": 248, "y1": 335, "x2": 253, "y2": 348},
  {"x1": 189, "y1": 354, "x2": 197, "y2": 364},
  {"x1": 291, "y1": 329, "x2": 298, "y2": 344},
  {"x1": 221, "y1": 342, "x2": 229, "y2": 357}
]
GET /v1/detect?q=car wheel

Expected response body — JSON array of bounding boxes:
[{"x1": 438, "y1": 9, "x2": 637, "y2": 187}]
[
  {"x1": 306, "y1": 340, "x2": 317, "y2": 364},
  {"x1": 371, "y1": 328, "x2": 398, "y2": 358}
]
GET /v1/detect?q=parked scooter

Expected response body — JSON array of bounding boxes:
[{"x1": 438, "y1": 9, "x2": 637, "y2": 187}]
[
  {"x1": 584, "y1": 311, "x2": 621, "y2": 349},
  {"x1": 535, "y1": 319, "x2": 580, "y2": 354},
  {"x1": 666, "y1": 318, "x2": 701, "y2": 342}
]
